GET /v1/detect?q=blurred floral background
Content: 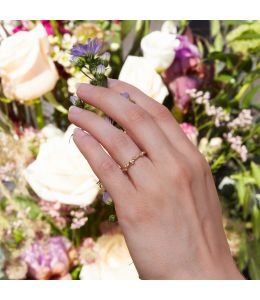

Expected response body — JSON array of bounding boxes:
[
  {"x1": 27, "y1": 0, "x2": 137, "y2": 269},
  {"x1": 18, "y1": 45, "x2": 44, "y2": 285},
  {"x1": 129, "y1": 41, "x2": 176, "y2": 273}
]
[{"x1": 0, "y1": 20, "x2": 259, "y2": 280}]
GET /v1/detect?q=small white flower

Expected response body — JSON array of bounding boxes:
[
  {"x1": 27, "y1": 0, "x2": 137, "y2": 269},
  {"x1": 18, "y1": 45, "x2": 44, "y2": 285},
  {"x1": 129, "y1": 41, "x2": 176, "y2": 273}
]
[
  {"x1": 110, "y1": 42, "x2": 120, "y2": 51},
  {"x1": 219, "y1": 176, "x2": 235, "y2": 190},
  {"x1": 61, "y1": 33, "x2": 77, "y2": 50},
  {"x1": 67, "y1": 71, "x2": 90, "y2": 94},
  {"x1": 228, "y1": 109, "x2": 253, "y2": 130},
  {"x1": 57, "y1": 51, "x2": 71, "y2": 68}
]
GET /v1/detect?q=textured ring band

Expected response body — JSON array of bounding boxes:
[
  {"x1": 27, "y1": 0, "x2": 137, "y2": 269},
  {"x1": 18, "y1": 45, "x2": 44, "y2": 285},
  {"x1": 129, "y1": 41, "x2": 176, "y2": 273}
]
[{"x1": 120, "y1": 151, "x2": 146, "y2": 173}]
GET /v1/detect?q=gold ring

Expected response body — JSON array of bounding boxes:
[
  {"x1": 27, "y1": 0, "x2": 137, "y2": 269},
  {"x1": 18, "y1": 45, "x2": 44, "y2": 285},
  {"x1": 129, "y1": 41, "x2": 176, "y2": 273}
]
[{"x1": 120, "y1": 151, "x2": 146, "y2": 173}]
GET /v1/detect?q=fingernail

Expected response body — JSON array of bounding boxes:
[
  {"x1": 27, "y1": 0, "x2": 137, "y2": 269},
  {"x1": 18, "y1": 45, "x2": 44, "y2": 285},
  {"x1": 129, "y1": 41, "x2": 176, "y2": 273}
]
[
  {"x1": 74, "y1": 128, "x2": 86, "y2": 137},
  {"x1": 69, "y1": 105, "x2": 82, "y2": 114},
  {"x1": 76, "y1": 82, "x2": 92, "y2": 91}
]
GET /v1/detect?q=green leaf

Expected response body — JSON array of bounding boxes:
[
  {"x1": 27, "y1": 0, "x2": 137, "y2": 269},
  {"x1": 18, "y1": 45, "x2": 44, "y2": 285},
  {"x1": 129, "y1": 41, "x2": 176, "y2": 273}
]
[
  {"x1": 211, "y1": 20, "x2": 221, "y2": 37},
  {"x1": 226, "y1": 21, "x2": 260, "y2": 54},
  {"x1": 129, "y1": 20, "x2": 150, "y2": 56},
  {"x1": 238, "y1": 232, "x2": 249, "y2": 271},
  {"x1": 121, "y1": 20, "x2": 134, "y2": 39},
  {"x1": 214, "y1": 33, "x2": 224, "y2": 52},
  {"x1": 232, "y1": 30, "x2": 260, "y2": 41},
  {"x1": 14, "y1": 195, "x2": 42, "y2": 220},
  {"x1": 236, "y1": 179, "x2": 246, "y2": 206},
  {"x1": 208, "y1": 51, "x2": 239, "y2": 67},
  {"x1": 0, "y1": 97, "x2": 12, "y2": 104},
  {"x1": 241, "y1": 85, "x2": 260, "y2": 108},
  {"x1": 34, "y1": 100, "x2": 45, "y2": 129},
  {"x1": 252, "y1": 204, "x2": 260, "y2": 239},
  {"x1": 71, "y1": 266, "x2": 82, "y2": 280},
  {"x1": 215, "y1": 73, "x2": 234, "y2": 83},
  {"x1": 12, "y1": 228, "x2": 24, "y2": 243},
  {"x1": 44, "y1": 92, "x2": 68, "y2": 114},
  {"x1": 211, "y1": 153, "x2": 226, "y2": 172},
  {"x1": 249, "y1": 257, "x2": 260, "y2": 279},
  {"x1": 234, "y1": 83, "x2": 250, "y2": 101},
  {"x1": 251, "y1": 162, "x2": 260, "y2": 189}
]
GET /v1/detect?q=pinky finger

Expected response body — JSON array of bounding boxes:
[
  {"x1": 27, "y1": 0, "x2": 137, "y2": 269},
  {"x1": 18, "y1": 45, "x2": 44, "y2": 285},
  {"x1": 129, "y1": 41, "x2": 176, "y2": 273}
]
[{"x1": 73, "y1": 128, "x2": 134, "y2": 205}]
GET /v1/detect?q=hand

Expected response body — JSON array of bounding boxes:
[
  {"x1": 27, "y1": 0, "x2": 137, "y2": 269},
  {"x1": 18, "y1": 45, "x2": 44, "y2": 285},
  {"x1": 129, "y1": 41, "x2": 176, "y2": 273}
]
[{"x1": 68, "y1": 79, "x2": 243, "y2": 279}]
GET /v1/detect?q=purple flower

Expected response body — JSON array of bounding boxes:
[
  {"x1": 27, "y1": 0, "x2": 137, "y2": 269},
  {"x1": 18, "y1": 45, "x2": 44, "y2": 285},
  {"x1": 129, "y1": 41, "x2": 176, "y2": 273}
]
[
  {"x1": 162, "y1": 33, "x2": 212, "y2": 112},
  {"x1": 69, "y1": 95, "x2": 79, "y2": 105},
  {"x1": 100, "y1": 52, "x2": 111, "y2": 62},
  {"x1": 22, "y1": 236, "x2": 72, "y2": 280},
  {"x1": 70, "y1": 43, "x2": 89, "y2": 57},
  {"x1": 71, "y1": 38, "x2": 103, "y2": 58},
  {"x1": 169, "y1": 76, "x2": 199, "y2": 111},
  {"x1": 102, "y1": 191, "x2": 112, "y2": 204},
  {"x1": 96, "y1": 64, "x2": 106, "y2": 74},
  {"x1": 87, "y1": 38, "x2": 103, "y2": 55},
  {"x1": 175, "y1": 35, "x2": 200, "y2": 60},
  {"x1": 120, "y1": 92, "x2": 130, "y2": 100}
]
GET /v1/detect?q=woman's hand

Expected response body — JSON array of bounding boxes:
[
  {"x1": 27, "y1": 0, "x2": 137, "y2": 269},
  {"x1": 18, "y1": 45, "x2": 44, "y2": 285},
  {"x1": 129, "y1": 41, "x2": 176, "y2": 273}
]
[{"x1": 68, "y1": 79, "x2": 243, "y2": 279}]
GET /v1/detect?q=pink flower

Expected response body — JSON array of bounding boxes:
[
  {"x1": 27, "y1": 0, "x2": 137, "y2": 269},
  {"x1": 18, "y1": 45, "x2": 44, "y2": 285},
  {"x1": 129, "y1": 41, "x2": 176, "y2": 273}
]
[
  {"x1": 168, "y1": 76, "x2": 198, "y2": 111},
  {"x1": 40, "y1": 20, "x2": 69, "y2": 36},
  {"x1": 179, "y1": 122, "x2": 198, "y2": 145},
  {"x1": 22, "y1": 236, "x2": 73, "y2": 280},
  {"x1": 13, "y1": 24, "x2": 28, "y2": 33}
]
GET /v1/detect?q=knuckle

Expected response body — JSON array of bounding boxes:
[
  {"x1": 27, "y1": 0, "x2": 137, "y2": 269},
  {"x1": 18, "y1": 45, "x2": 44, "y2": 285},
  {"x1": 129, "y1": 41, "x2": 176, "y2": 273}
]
[
  {"x1": 127, "y1": 106, "x2": 148, "y2": 124},
  {"x1": 151, "y1": 104, "x2": 172, "y2": 122},
  {"x1": 99, "y1": 159, "x2": 117, "y2": 174},
  {"x1": 112, "y1": 132, "x2": 131, "y2": 150},
  {"x1": 121, "y1": 205, "x2": 153, "y2": 227},
  {"x1": 193, "y1": 152, "x2": 210, "y2": 175},
  {"x1": 175, "y1": 164, "x2": 193, "y2": 184}
]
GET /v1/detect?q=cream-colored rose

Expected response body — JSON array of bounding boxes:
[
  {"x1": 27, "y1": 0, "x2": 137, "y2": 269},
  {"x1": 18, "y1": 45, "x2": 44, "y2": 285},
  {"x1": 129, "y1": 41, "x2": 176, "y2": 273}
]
[
  {"x1": 80, "y1": 233, "x2": 139, "y2": 280},
  {"x1": 0, "y1": 24, "x2": 58, "y2": 103},
  {"x1": 141, "y1": 31, "x2": 179, "y2": 71},
  {"x1": 119, "y1": 56, "x2": 168, "y2": 104},
  {"x1": 24, "y1": 125, "x2": 99, "y2": 205}
]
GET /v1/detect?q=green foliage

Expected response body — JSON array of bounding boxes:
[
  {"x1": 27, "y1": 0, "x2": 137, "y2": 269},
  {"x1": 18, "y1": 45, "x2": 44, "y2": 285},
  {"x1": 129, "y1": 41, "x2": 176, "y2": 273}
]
[{"x1": 226, "y1": 21, "x2": 260, "y2": 54}]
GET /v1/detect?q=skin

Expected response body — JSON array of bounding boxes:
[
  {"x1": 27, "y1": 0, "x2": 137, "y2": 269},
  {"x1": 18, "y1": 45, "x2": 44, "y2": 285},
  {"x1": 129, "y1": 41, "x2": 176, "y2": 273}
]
[{"x1": 68, "y1": 79, "x2": 244, "y2": 280}]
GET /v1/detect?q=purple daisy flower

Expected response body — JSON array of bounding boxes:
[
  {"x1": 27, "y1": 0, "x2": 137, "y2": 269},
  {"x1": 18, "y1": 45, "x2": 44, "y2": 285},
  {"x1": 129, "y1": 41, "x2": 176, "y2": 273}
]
[
  {"x1": 70, "y1": 43, "x2": 89, "y2": 57},
  {"x1": 71, "y1": 38, "x2": 103, "y2": 58},
  {"x1": 87, "y1": 38, "x2": 103, "y2": 55}
]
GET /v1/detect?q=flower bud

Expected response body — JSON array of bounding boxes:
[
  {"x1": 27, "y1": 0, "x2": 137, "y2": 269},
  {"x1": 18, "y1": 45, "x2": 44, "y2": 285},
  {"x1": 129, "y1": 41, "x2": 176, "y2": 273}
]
[
  {"x1": 96, "y1": 64, "x2": 106, "y2": 75},
  {"x1": 100, "y1": 52, "x2": 111, "y2": 62},
  {"x1": 69, "y1": 95, "x2": 80, "y2": 106}
]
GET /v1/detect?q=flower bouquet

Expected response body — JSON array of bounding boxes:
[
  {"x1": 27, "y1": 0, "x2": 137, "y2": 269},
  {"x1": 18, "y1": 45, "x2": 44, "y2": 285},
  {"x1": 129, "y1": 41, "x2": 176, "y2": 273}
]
[{"x1": 0, "y1": 20, "x2": 259, "y2": 279}]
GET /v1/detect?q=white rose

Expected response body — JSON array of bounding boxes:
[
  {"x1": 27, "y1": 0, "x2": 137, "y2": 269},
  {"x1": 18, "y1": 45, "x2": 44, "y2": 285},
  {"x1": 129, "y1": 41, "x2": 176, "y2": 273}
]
[
  {"x1": 141, "y1": 31, "x2": 179, "y2": 71},
  {"x1": 80, "y1": 233, "x2": 139, "y2": 280},
  {"x1": 0, "y1": 24, "x2": 58, "y2": 103},
  {"x1": 24, "y1": 124, "x2": 99, "y2": 205},
  {"x1": 119, "y1": 56, "x2": 168, "y2": 104}
]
